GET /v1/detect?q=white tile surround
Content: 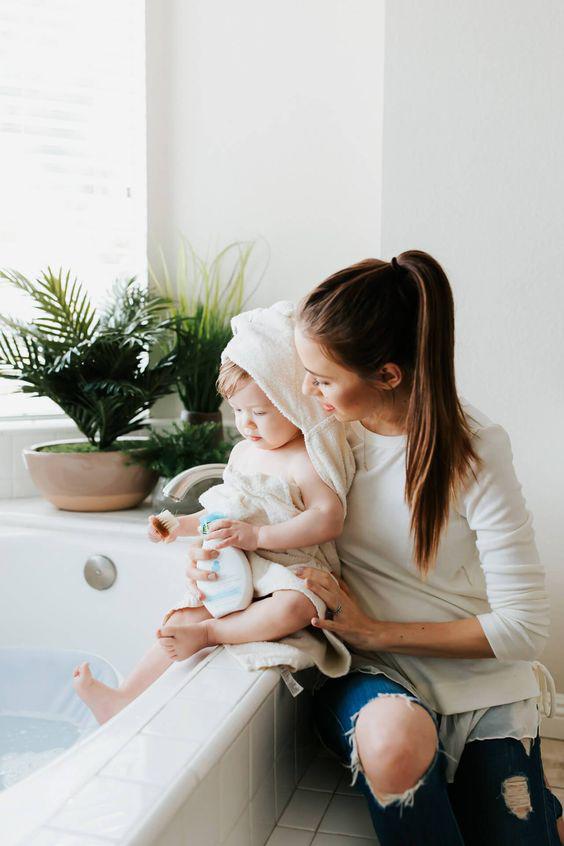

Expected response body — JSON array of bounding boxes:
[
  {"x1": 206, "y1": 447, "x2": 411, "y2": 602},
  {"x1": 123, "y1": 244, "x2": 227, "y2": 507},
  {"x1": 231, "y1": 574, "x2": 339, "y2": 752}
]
[
  {"x1": 0, "y1": 496, "x2": 323, "y2": 846},
  {"x1": 5, "y1": 643, "x2": 321, "y2": 846}
]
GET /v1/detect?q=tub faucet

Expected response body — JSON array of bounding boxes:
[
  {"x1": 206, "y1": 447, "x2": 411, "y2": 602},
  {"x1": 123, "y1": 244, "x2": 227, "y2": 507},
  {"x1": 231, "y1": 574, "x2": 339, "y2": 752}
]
[{"x1": 162, "y1": 463, "x2": 226, "y2": 502}]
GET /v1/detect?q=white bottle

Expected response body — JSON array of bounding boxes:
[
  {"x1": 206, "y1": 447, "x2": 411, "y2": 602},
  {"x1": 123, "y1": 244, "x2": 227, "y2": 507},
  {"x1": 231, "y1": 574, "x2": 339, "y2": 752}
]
[{"x1": 197, "y1": 512, "x2": 254, "y2": 618}]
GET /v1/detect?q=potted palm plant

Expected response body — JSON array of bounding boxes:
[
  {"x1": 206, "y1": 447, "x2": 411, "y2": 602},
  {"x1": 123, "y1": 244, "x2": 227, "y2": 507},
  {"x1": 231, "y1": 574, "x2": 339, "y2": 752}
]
[
  {"x1": 150, "y1": 238, "x2": 262, "y2": 435},
  {"x1": 0, "y1": 267, "x2": 178, "y2": 511}
]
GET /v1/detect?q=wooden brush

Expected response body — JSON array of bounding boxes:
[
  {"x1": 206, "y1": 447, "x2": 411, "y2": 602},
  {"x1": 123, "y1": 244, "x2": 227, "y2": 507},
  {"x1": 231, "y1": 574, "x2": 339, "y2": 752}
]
[{"x1": 152, "y1": 509, "x2": 180, "y2": 540}]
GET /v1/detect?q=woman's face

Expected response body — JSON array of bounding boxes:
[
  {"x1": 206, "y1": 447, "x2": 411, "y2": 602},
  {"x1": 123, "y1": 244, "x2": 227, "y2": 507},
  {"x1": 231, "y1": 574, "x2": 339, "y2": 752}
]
[{"x1": 294, "y1": 328, "x2": 384, "y2": 423}]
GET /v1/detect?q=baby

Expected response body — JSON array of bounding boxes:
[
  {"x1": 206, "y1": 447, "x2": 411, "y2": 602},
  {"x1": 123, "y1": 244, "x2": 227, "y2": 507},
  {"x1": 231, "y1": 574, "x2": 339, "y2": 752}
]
[
  {"x1": 150, "y1": 358, "x2": 344, "y2": 663},
  {"x1": 74, "y1": 334, "x2": 348, "y2": 723}
]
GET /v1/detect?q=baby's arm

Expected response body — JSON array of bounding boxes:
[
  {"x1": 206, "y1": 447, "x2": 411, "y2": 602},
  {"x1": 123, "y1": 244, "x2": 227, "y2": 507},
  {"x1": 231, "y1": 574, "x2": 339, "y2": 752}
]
[
  {"x1": 149, "y1": 442, "x2": 244, "y2": 544},
  {"x1": 207, "y1": 452, "x2": 344, "y2": 552},
  {"x1": 258, "y1": 452, "x2": 344, "y2": 549},
  {"x1": 176, "y1": 511, "x2": 207, "y2": 536},
  {"x1": 148, "y1": 509, "x2": 206, "y2": 543}
]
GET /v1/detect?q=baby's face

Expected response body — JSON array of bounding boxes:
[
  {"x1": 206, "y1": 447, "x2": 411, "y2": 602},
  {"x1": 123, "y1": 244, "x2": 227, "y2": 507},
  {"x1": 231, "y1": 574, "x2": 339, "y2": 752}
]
[{"x1": 228, "y1": 379, "x2": 300, "y2": 450}]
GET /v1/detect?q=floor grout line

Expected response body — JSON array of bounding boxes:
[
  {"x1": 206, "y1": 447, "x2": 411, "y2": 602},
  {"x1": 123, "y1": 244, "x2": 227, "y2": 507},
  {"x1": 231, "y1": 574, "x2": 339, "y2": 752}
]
[{"x1": 281, "y1": 766, "x2": 372, "y2": 841}]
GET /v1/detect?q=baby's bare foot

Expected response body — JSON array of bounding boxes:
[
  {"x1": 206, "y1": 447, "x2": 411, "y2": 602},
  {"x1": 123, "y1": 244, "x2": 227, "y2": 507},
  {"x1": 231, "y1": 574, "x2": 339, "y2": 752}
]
[
  {"x1": 157, "y1": 630, "x2": 179, "y2": 660},
  {"x1": 72, "y1": 662, "x2": 126, "y2": 725},
  {"x1": 156, "y1": 623, "x2": 209, "y2": 661}
]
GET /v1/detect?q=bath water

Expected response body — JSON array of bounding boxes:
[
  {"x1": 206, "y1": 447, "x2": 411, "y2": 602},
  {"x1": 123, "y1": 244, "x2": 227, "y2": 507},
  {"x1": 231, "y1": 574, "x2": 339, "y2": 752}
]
[{"x1": 0, "y1": 712, "x2": 82, "y2": 791}]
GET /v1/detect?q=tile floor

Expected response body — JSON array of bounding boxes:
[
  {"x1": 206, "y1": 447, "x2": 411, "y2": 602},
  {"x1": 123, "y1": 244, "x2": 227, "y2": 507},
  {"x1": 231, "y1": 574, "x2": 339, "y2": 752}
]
[
  {"x1": 541, "y1": 738, "x2": 564, "y2": 808},
  {"x1": 267, "y1": 738, "x2": 564, "y2": 845},
  {"x1": 267, "y1": 751, "x2": 376, "y2": 846}
]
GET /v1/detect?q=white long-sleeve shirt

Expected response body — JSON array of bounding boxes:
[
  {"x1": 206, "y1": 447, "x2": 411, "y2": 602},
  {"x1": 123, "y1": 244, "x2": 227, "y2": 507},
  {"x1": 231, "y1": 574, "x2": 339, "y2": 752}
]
[{"x1": 338, "y1": 401, "x2": 552, "y2": 721}]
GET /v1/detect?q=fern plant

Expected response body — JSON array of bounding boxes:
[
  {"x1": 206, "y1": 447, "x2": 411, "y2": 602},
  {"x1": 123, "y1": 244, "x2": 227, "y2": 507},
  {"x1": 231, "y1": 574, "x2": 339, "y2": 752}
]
[
  {"x1": 150, "y1": 238, "x2": 264, "y2": 413},
  {"x1": 0, "y1": 268, "x2": 178, "y2": 449},
  {"x1": 129, "y1": 421, "x2": 234, "y2": 479}
]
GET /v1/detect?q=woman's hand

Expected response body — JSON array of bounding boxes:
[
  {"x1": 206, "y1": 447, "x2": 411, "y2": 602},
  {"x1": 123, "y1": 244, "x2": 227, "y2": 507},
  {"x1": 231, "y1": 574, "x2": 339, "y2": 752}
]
[
  {"x1": 296, "y1": 567, "x2": 380, "y2": 652},
  {"x1": 297, "y1": 569, "x2": 497, "y2": 659},
  {"x1": 204, "y1": 518, "x2": 260, "y2": 552},
  {"x1": 185, "y1": 538, "x2": 220, "y2": 602}
]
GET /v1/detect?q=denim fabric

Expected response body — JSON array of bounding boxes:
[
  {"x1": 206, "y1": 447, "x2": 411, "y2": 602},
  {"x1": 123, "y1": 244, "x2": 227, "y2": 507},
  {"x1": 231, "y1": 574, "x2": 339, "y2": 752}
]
[{"x1": 313, "y1": 671, "x2": 562, "y2": 845}]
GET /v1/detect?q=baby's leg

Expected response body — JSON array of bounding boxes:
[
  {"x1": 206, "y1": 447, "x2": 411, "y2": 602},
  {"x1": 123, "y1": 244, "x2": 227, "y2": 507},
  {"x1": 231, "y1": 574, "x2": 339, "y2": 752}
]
[
  {"x1": 156, "y1": 606, "x2": 214, "y2": 660},
  {"x1": 73, "y1": 606, "x2": 211, "y2": 724},
  {"x1": 158, "y1": 590, "x2": 315, "y2": 661}
]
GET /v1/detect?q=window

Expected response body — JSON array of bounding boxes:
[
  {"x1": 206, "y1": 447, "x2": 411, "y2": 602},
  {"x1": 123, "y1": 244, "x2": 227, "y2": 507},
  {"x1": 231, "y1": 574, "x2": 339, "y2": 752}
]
[{"x1": 0, "y1": 0, "x2": 146, "y2": 418}]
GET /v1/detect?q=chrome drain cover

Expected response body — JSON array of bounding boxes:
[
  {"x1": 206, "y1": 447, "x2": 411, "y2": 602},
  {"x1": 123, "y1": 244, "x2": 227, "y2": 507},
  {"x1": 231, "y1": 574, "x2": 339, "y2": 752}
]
[{"x1": 84, "y1": 555, "x2": 117, "y2": 590}]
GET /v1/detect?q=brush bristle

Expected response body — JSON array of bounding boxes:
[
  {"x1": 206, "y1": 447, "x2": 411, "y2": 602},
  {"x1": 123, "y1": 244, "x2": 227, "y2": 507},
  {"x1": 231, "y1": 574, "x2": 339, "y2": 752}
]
[{"x1": 154, "y1": 509, "x2": 180, "y2": 538}]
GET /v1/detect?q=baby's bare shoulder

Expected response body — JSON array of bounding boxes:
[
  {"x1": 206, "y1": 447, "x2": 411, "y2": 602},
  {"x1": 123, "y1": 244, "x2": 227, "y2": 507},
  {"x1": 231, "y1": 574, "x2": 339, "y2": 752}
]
[
  {"x1": 288, "y1": 443, "x2": 321, "y2": 488},
  {"x1": 286, "y1": 439, "x2": 311, "y2": 469}
]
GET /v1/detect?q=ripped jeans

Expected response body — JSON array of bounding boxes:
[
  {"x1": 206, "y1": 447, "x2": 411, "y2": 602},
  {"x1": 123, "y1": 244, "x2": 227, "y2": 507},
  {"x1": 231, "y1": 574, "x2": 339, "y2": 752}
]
[{"x1": 313, "y1": 671, "x2": 563, "y2": 845}]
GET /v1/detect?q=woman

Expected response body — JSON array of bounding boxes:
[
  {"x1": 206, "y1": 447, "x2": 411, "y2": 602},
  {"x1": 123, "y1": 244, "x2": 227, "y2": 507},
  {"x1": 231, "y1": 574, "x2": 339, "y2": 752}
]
[{"x1": 186, "y1": 251, "x2": 562, "y2": 844}]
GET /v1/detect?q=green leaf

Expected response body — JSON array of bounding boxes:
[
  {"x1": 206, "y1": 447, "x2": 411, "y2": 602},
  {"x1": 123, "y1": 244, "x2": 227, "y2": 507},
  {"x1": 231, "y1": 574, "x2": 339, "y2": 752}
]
[
  {"x1": 0, "y1": 268, "x2": 180, "y2": 447},
  {"x1": 128, "y1": 421, "x2": 235, "y2": 478},
  {"x1": 148, "y1": 237, "x2": 267, "y2": 413}
]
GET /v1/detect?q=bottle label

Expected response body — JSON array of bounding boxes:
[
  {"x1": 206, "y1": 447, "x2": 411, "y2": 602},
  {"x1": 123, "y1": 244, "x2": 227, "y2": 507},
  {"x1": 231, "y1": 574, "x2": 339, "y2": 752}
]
[{"x1": 200, "y1": 512, "x2": 228, "y2": 535}]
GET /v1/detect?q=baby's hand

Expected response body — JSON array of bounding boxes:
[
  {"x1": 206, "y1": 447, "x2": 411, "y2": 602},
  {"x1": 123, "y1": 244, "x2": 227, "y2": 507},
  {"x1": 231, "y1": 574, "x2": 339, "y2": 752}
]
[
  {"x1": 205, "y1": 519, "x2": 260, "y2": 552},
  {"x1": 148, "y1": 514, "x2": 181, "y2": 544}
]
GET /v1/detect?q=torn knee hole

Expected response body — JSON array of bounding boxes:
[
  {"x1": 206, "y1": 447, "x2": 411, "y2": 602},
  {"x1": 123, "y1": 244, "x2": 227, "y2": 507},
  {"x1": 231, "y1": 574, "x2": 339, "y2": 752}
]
[
  {"x1": 376, "y1": 693, "x2": 419, "y2": 708},
  {"x1": 346, "y1": 695, "x2": 418, "y2": 781},
  {"x1": 502, "y1": 775, "x2": 532, "y2": 820},
  {"x1": 345, "y1": 696, "x2": 437, "y2": 810}
]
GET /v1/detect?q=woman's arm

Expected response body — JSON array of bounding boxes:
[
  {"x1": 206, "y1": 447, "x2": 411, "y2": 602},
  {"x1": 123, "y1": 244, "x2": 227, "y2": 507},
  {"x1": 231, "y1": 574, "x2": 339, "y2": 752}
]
[
  {"x1": 459, "y1": 423, "x2": 549, "y2": 662},
  {"x1": 373, "y1": 616, "x2": 495, "y2": 658},
  {"x1": 298, "y1": 422, "x2": 549, "y2": 662},
  {"x1": 296, "y1": 569, "x2": 495, "y2": 658}
]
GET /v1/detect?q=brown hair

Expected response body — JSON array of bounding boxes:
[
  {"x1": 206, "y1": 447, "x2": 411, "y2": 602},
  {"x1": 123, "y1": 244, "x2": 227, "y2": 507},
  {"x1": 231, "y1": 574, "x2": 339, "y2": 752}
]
[
  {"x1": 298, "y1": 250, "x2": 478, "y2": 576},
  {"x1": 216, "y1": 357, "x2": 251, "y2": 399}
]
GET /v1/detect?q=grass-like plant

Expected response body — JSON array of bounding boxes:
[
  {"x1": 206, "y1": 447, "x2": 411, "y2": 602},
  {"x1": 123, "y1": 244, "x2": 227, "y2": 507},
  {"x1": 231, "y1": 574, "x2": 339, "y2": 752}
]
[
  {"x1": 129, "y1": 421, "x2": 234, "y2": 479},
  {"x1": 150, "y1": 238, "x2": 264, "y2": 413},
  {"x1": 0, "y1": 267, "x2": 178, "y2": 449}
]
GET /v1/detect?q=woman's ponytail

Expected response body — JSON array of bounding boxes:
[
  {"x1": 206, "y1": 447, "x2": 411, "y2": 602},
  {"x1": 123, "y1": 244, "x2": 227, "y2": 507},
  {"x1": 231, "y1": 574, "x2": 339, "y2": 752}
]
[
  {"x1": 299, "y1": 250, "x2": 478, "y2": 576},
  {"x1": 396, "y1": 251, "x2": 478, "y2": 575}
]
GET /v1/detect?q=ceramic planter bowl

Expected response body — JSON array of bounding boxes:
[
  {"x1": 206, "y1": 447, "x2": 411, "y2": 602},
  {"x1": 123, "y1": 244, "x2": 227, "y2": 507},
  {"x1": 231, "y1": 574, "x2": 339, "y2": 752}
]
[{"x1": 23, "y1": 438, "x2": 158, "y2": 512}]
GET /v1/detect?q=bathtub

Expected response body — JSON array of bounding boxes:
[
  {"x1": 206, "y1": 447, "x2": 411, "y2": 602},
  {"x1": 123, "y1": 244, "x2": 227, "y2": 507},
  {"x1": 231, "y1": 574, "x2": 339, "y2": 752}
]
[{"x1": 0, "y1": 499, "x2": 317, "y2": 845}]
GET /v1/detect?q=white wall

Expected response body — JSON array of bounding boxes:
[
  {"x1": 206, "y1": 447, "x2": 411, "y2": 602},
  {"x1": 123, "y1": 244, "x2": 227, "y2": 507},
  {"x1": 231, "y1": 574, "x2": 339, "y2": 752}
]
[
  {"x1": 147, "y1": 0, "x2": 384, "y2": 418},
  {"x1": 381, "y1": 0, "x2": 564, "y2": 687},
  {"x1": 146, "y1": 0, "x2": 384, "y2": 304}
]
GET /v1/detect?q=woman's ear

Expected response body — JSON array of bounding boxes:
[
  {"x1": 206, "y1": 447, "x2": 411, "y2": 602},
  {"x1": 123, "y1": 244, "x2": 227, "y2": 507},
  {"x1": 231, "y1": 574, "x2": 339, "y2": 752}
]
[{"x1": 375, "y1": 363, "x2": 403, "y2": 391}]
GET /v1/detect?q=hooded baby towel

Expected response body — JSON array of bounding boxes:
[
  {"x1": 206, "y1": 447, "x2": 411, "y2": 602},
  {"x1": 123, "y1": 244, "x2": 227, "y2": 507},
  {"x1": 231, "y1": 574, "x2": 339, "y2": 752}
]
[
  {"x1": 168, "y1": 301, "x2": 356, "y2": 679},
  {"x1": 224, "y1": 301, "x2": 355, "y2": 515}
]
